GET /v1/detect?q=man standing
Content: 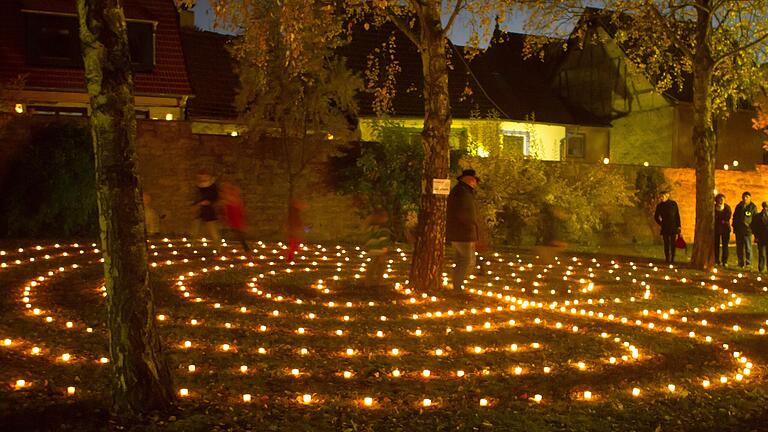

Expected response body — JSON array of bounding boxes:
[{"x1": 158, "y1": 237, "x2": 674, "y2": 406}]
[
  {"x1": 446, "y1": 169, "x2": 479, "y2": 289},
  {"x1": 714, "y1": 193, "x2": 732, "y2": 266},
  {"x1": 751, "y1": 202, "x2": 768, "y2": 272},
  {"x1": 733, "y1": 191, "x2": 758, "y2": 268},
  {"x1": 654, "y1": 190, "x2": 681, "y2": 264}
]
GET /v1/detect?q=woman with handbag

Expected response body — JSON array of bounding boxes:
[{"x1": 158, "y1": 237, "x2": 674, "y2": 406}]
[{"x1": 654, "y1": 190, "x2": 681, "y2": 264}]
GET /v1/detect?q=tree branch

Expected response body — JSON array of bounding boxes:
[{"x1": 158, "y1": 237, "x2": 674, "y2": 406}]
[
  {"x1": 384, "y1": 8, "x2": 420, "y2": 48},
  {"x1": 646, "y1": 3, "x2": 694, "y2": 59},
  {"x1": 713, "y1": 31, "x2": 768, "y2": 68},
  {"x1": 442, "y1": 0, "x2": 465, "y2": 36}
]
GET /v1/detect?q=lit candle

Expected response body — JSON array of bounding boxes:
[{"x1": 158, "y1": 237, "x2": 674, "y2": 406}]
[
  {"x1": 243, "y1": 394, "x2": 251, "y2": 402},
  {"x1": 67, "y1": 386, "x2": 76, "y2": 395}
]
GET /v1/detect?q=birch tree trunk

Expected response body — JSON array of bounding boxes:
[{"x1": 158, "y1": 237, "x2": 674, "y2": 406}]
[
  {"x1": 408, "y1": 2, "x2": 451, "y2": 291},
  {"x1": 690, "y1": 0, "x2": 716, "y2": 270},
  {"x1": 77, "y1": 0, "x2": 174, "y2": 414}
]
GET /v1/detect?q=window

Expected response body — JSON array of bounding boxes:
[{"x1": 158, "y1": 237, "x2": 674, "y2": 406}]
[
  {"x1": 28, "y1": 106, "x2": 87, "y2": 116},
  {"x1": 127, "y1": 21, "x2": 155, "y2": 71},
  {"x1": 566, "y1": 132, "x2": 586, "y2": 159},
  {"x1": 25, "y1": 12, "x2": 155, "y2": 71},
  {"x1": 26, "y1": 14, "x2": 81, "y2": 67},
  {"x1": 502, "y1": 131, "x2": 530, "y2": 156}
]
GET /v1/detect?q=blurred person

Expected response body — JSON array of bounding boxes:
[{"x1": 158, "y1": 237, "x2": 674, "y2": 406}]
[
  {"x1": 219, "y1": 182, "x2": 250, "y2": 252},
  {"x1": 446, "y1": 169, "x2": 479, "y2": 289},
  {"x1": 285, "y1": 199, "x2": 308, "y2": 262},
  {"x1": 143, "y1": 192, "x2": 161, "y2": 237},
  {"x1": 363, "y1": 209, "x2": 393, "y2": 288},
  {"x1": 191, "y1": 169, "x2": 220, "y2": 242}
]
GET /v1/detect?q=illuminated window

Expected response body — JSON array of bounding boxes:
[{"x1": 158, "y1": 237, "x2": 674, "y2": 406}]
[
  {"x1": 502, "y1": 131, "x2": 530, "y2": 156},
  {"x1": 28, "y1": 106, "x2": 87, "y2": 117},
  {"x1": 566, "y1": 133, "x2": 586, "y2": 159}
]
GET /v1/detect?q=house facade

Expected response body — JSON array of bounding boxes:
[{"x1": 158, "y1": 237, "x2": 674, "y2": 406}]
[{"x1": 554, "y1": 17, "x2": 765, "y2": 169}]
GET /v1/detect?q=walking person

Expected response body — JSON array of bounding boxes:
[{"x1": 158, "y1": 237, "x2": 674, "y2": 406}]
[
  {"x1": 285, "y1": 199, "x2": 308, "y2": 262},
  {"x1": 219, "y1": 182, "x2": 250, "y2": 252},
  {"x1": 751, "y1": 202, "x2": 768, "y2": 272},
  {"x1": 446, "y1": 169, "x2": 480, "y2": 289},
  {"x1": 733, "y1": 191, "x2": 757, "y2": 268},
  {"x1": 363, "y1": 209, "x2": 393, "y2": 288},
  {"x1": 714, "y1": 193, "x2": 732, "y2": 266},
  {"x1": 654, "y1": 190, "x2": 681, "y2": 264},
  {"x1": 191, "y1": 169, "x2": 220, "y2": 242}
]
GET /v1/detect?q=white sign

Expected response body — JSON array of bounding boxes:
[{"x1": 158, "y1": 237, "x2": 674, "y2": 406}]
[{"x1": 432, "y1": 178, "x2": 451, "y2": 195}]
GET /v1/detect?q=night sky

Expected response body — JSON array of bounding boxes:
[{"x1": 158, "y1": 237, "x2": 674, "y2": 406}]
[{"x1": 192, "y1": 0, "x2": 530, "y2": 45}]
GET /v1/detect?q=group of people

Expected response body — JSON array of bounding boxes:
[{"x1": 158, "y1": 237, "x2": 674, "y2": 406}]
[
  {"x1": 191, "y1": 170, "x2": 250, "y2": 252},
  {"x1": 189, "y1": 170, "x2": 311, "y2": 261},
  {"x1": 655, "y1": 190, "x2": 768, "y2": 271},
  {"x1": 714, "y1": 191, "x2": 768, "y2": 271}
]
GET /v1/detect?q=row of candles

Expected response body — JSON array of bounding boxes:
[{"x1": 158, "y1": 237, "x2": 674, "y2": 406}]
[{"x1": 1, "y1": 239, "x2": 761, "y2": 407}]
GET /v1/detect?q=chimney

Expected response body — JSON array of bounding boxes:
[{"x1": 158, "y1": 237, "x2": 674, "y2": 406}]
[{"x1": 179, "y1": 8, "x2": 195, "y2": 29}]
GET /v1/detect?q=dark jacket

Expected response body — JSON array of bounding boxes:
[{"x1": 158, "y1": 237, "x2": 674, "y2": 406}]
[
  {"x1": 195, "y1": 183, "x2": 219, "y2": 222},
  {"x1": 751, "y1": 209, "x2": 768, "y2": 243},
  {"x1": 714, "y1": 204, "x2": 732, "y2": 235},
  {"x1": 654, "y1": 199, "x2": 681, "y2": 235},
  {"x1": 446, "y1": 181, "x2": 478, "y2": 242},
  {"x1": 733, "y1": 201, "x2": 758, "y2": 235}
]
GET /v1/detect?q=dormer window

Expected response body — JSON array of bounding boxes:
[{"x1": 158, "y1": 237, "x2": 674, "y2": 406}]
[{"x1": 25, "y1": 11, "x2": 156, "y2": 71}]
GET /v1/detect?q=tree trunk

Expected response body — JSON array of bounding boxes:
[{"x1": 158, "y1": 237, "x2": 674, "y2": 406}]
[
  {"x1": 689, "y1": 1, "x2": 716, "y2": 270},
  {"x1": 77, "y1": 0, "x2": 174, "y2": 414},
  {"x1": 408, "y1": 3, "x2": 451, "y2": 291}
]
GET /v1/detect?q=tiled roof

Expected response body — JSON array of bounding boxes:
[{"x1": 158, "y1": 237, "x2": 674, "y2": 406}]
[
  {"x1": 0, "y1": 0, "x2": 192, "y2": 96},
  {"x1": 340, "y1": 23, "x2": 604, "y2": 125},
  {"x1": 176, "y1": 22, "x2": 608, "y2": 126},
  {"x1": 179, "y1": 29, "x2": 238, "y2": 120}
]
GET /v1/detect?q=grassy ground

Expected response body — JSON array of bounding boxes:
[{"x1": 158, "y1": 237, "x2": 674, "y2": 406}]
[{"x1": 0, "y1": 240, "x2": 767, "y2": 431}]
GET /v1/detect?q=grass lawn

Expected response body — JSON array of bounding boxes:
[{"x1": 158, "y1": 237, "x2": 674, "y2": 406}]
[{"x1": 1, "y1": 239, "x2": 767, "y2": 431}]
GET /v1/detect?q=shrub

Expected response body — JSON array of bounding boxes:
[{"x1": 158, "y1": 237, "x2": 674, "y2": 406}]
[
  {"x1": 0, "y1": 121, "x2": 98, "y2": 238},
  {"x1": 462, "y1": 119, "x2": 635, "y2": 245},
  {"x1": 327, "y1": 121, "x2": 462, "y2": 240}
]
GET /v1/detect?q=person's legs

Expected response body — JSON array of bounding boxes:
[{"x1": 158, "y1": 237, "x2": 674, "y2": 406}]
[
  {"x1": 202, "y1": 221, "x2": 220, "y2": 243},
  {"x1": 714, "y1": 233, "x2": 721, "y2": 265},
  {"x1": 365, "y1": 254, "x2": 386, "y2": 287},
  {"x1": 452, "y1": 241, "x2": 473, "y2": 288},
  {"x1": 669, "y1": 234, "x2": 676, "y2": 263},
  {"x1": 721, "y1": 231, "x2": 730, "y2": 265},
  {"x1": 744, "y1": 235, "x2": 753, "y2": 267},
  {"x1": 191, "y1": 218, "x2": 201, "y2": 239},
  {"x1": 736, "y1": 234, "x2": 745, "y2": 267},
  {"x1": 662, "y1": 235, "x2": 673, "y2": 263},
  {"x1": 287, "y1": 238, "x2": 301, "y2": 261},
  {"x1": 235, "y1": 229, "x2": 250, "y2": 252},
  {"x1": 758, "y1": 242, "x2": 767, "y2": 272}
]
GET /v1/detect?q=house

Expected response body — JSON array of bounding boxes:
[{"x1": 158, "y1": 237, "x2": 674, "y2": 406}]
[
  {"x1": 0, "y1": 0, "x2": 192, "y2": 120},
  {"x1": 554, "y1": 9, "x2": 766, "y2": 169}
]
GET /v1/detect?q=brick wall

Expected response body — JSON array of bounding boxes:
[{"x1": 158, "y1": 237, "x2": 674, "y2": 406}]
[
  {"x1": 135, "y1": 120, "x2": 364, "y2": 241},
  {"x1": 4, "y1": 115, "x2": 768, "y2": 245}
]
